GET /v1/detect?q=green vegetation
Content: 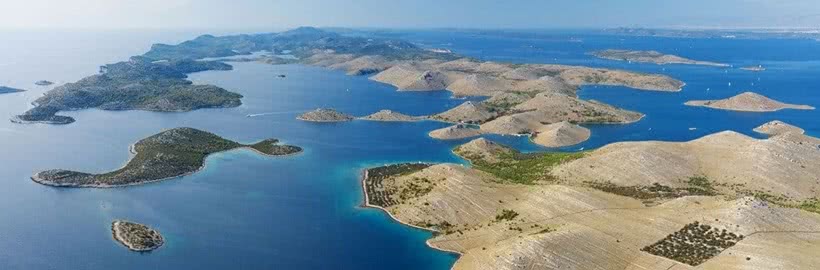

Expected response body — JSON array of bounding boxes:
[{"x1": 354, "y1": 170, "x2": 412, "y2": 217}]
[
  {"x1": 456, "y1": 145, "x2": 584, "y2": 184},
  {"x1": 641, "y1": 221, "x2": 743, "y2": 266},
  {"x1": 15, "y1": 57, "x2": 241, "y2": 124},
  {"x1": 32, "y1": 128, "x2": 300, "y2": 187},
  {"x1": 532, "y1": 227, "x2": 556, "y2": 235},
  {"x1": 797, "y1": 199, "x2": 820, "y2": 214},
  {"x1": 587, "y1": 176, "x2": 719, "y2": 202},
  {"x1": 364, "y1": 163, "x2": 433, "y2": 208},
  {"x1": 398, "y1": 177, "x2": 435, "y2": 201},
  {"x1": 495, "y1": 209, "x2": 519, "y2": 222}
]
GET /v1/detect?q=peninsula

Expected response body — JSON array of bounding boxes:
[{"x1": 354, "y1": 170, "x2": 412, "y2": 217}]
[
  {"x1": 363, "y1": 124, "x2": 820, "y2": 269},
  {"x1": 685, "y1": 91, "x2": 815, "y2": 112},
  {"x1": 592, "y1": 49, "x2": 730, "y2": 67},
  {"x1": 112, "y1": 220, "x2": 164, "y2": 252},
  {"x1": 0, "y1": 86, "x2": 25, "y2": 94},
  {"x1": 32, "y1": 127, "x2": 302, "y2": 187}
]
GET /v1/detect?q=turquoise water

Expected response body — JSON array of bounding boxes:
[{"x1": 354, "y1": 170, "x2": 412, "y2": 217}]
[{"x1": 0, "y1": 29, "x2": 819, "y2": 269}]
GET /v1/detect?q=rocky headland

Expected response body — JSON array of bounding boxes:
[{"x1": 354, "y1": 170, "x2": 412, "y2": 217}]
[
  {"x1": 32, "y1": 128, "x2": 302, "y2": 187},
  {"x1": 592, "y1": 49, "x2": 730, "y2": 67},
  {"x1": 685, "y1": 92, "x2": 815, "y2": 112}
]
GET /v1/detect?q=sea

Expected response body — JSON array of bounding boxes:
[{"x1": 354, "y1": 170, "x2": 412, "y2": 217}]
[{"x1": 0, "y1": 29, "x2": 818, "y2": 269}]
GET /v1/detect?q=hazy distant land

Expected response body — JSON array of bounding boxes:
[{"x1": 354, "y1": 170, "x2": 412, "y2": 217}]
[
  {"x1": 592, "y1": 49, "x2": 730, "y2": 67},
  {"x1": 685, "y1": 92, "x2": 815, "y2": 112},
  {"x1": 0, "y1": 86, "x2": 25, "y2": 94}
]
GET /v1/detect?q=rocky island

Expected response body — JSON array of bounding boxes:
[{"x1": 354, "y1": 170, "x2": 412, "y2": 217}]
[
  {"x1": 297, "y1": 108, "x2": 354, "y2": 122},
  {"x1": 592, "y1": 49, "x2": 730, "y2": 67},
  {"x1": 32, "y1": 127, "x2": 301, "y2": 187},
  {"x1": 112, "y1": 220, "x2": 164, "y2": 252},
  {"x1": 0, "y1": 86, "x2": 25, "y2": 94},
  {"x1": 34, "y1": 80, "x2": 54, "y2": 86},
  {"x1": 362, "y1": 125, "x2": 820, "y2": 269},
  {"x1": 685, "y1": 91, "x2": 815, "y2": 112},
  {"x1": 12, "y1": 57, "x2": 241, "y2": 124},
  {"x1": 358, "y1": 109, "x2": 419, "y2": 121}
]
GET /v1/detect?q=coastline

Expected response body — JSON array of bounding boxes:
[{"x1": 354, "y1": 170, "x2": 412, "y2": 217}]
[{"x1": 358, "y1": 167, "x2": 465, "y2": 259}]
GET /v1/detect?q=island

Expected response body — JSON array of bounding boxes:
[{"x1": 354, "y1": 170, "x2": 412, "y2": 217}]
[
  {"x1": 358, "y1": 109, "x2": 419, "y2": 121},
  {"x1": 0, "y1": 86, "x2": 25, "y2": 94},
  {"x1": 12, "y1": 57, "x2": 241, "y2": 124},
  {"x1": 31, "y1": 127, "x2": 302, "y2": 187},
  {"x1": 111, "y1": 220, "x2": 164, "y2": 252},
  {"x1": 34, "y1": 80, "x2": 54, "y2": 86},
  {"x1": 684, "y1": 91, "x2": 815, "y2": 112},
  {"x1": 741, "y1": 65, "x2": 766, "y2": 72},
  {"x1": 592, "y1": 49, "x2": 730, "y2": 67},
  {"x1": 297, "y1": 108, "x2": 354, "y2": 122},
  {"x1": 361, "y1": 125, "x2": 820, "y2": 269}
]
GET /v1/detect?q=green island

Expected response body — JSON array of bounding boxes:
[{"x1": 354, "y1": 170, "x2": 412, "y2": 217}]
[
  {"x1": 12, "y1": 58, "x2": 241, "y2": 124},
  {"x1": 111, "y1": 220, "x2": 165, "y2": 252},
  {"x1": 32, "y1": 127, "x2": 302, "y2": 187}
]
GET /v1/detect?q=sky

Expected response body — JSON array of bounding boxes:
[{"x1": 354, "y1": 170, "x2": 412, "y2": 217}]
[{"x1": 2, "y1": 0, "x2": 820, "y2": 30}]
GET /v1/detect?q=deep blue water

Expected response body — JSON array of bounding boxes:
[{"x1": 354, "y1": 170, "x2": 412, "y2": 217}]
[{"x1": 0, "y1": 29, "x2": 818, "y2": 270}]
